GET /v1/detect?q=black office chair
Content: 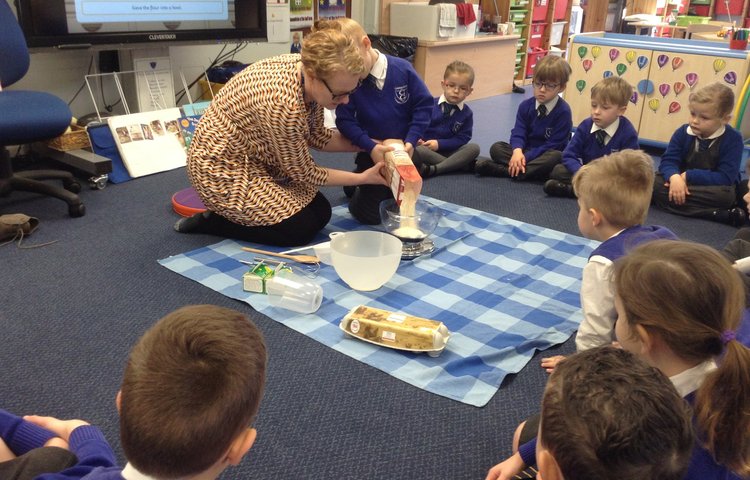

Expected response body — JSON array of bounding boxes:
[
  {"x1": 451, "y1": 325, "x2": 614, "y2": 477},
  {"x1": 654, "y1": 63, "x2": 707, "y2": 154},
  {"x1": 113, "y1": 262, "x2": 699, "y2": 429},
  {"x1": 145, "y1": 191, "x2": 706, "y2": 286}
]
[{"x1": 0, "y1": 1, "x2": 85, "y2": 217}]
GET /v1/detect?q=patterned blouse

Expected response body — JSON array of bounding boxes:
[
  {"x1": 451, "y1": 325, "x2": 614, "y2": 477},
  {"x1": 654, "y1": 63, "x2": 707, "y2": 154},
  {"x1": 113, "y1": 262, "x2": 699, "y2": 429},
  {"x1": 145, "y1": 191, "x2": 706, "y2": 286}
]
[{"x1": 187, "y1": 54, "x2": 332, "y2": 226}]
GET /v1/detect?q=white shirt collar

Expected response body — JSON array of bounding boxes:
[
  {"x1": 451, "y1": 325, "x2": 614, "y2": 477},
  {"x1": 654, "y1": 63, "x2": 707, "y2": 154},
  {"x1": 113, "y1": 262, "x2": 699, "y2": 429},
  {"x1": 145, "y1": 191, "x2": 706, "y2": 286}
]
[
  {"x1": 438, "y1": 94, "x2": 464, "y2": 110},
  {"x1": 535, "y1": 95, "x2": 559, "y2": 113},
  {"x1": 686, "y1": 124, "x2": 725, "y2": 140},
  {"x1": 122, "y1": 463, "x2": 160, "y2": 480},
  {"x1": 669, "y1": 359, "x2": 717, "y2": 397},
  {"x1": 590, "y1": 117, "x2": 620, "y2": 139},
  {"x1": 369, "y1": 49, "x2": 387, "y2": 90}
]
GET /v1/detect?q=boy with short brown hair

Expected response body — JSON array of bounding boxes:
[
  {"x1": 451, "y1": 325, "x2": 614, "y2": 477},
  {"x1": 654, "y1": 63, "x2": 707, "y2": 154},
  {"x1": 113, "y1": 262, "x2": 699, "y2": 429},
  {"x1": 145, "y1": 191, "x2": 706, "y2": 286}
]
[
  {"x1": 477, "y1": 55, "x2": 572, "y2": 180},
  {"x1": 544, "y1": 76, "x2": 639, "y2": 197},
  {"x1": 412, "y1": 60, "x2": 480, "y2": 178},
  {"x1": 12, "y1": 304, "x2": 267, "y2": 480}
]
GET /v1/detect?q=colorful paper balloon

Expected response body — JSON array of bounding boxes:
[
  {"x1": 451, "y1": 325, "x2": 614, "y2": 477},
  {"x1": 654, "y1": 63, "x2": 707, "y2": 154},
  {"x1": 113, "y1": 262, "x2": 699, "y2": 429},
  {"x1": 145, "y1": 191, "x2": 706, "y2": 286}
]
[
  {"x1": 659, "y1": 83, "x2": 671, "y2": 98},
  {"x1": 591, "y1": 46, "x2": 602, "y2": 60},
  {"x1": 576, "y1": 79, "x2": 586, "y2": 94},
  {"x1": 648, "y1": 98, "x2": 660, "y2": 113},
  {"x1": 637, "y1": 55, "x2": 648, "y2": 70},
  {"x1": 686, "y1": 72, "x2": 699, "y2": 89},
  {"x1": 713, "y1": 58, "x2": 726, "y2": 74},
  {"x1": 578, "y1": 46, "x2": 588, "y2": 59},
  {"x1": 603, "y1": 70, "x2": 613, "y2": 78},
  {"x1": 630, "y1": 91, "x2": 638, "y2": 105},
  {"x1": 637, "y1": 79, "x2": 654, "y2": 95},
  {"x1": 657, "y1": 54, "x2": 669, "y2": 69},
  {"x1": 616, "y1": 63, "x2": 627, "y2": 76},
  {"x1": 724, "y1": 71, "x2": 738, "y2": 85},
  {"x1": 671, "y1": 57, "x2": 684, "y2": 71},
  {"x1": 582, "y1": 59, "x2": 593, "y2": 73},
  {"x1": 668, "y1": 101, "x2": 681, "y2": 114},
  {"x1": 609, "y1": 48, "x2": 620, "y2": 62},
  {"x1": 673, "y1": 81, "x2": 686, "y2": 96},
  {"x1": 625, "y1": 50, "x2": 637, "y2": 64}
]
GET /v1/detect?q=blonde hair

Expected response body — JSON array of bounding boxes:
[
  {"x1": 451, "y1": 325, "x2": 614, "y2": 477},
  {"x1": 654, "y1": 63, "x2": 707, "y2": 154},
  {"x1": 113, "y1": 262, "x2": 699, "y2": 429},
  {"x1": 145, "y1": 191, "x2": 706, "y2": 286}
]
[
  {"x1": 533, "y1": 55, "x2": 571, "y2": 87},
  {"x1": 572, "y1": 149, "x2": 654, "y2": 228},
  {"x1": 591, "y1": 77, "x2": 632, "y2": 108},
  {"x1": 689, "y1": 82, "x2": 734, "y2": 117},
  {"x1": 301, "y1": 22, "x2": 365, "y2": 80},
  {"x1": 613, "y1": 240, "x2": 750, "y2": 477},
  {"x1": 444, "y1": 60, "x2": 475, "y2": 86}
]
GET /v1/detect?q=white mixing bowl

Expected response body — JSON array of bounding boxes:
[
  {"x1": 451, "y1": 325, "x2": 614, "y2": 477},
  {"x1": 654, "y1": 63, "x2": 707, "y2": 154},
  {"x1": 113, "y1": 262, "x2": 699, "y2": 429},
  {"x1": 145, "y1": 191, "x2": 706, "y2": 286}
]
[{"x1": 330, "y1": 231, "x2": 402, "y2": 291}]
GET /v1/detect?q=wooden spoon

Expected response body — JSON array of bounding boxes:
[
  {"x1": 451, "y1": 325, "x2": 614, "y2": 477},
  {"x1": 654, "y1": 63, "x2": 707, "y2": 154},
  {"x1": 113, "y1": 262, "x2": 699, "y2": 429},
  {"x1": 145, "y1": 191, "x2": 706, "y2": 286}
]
[{"x1": 241, "y1": 247, "x2": 320, "y2": 264}]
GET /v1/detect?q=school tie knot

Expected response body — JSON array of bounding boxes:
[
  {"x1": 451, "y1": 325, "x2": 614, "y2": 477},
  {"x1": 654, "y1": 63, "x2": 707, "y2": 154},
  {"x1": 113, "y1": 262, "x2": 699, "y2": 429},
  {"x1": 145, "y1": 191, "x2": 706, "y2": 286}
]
[
  {"x1": 537, "y1": 104, "x2": 547, "y2": 118},
  {"x1": 594, "y1": 129, "x2": 608, "y2": 147},
  {"x1": 697, "y1": 138, "x2": 712, "y2": 152},
  {"x1": 442, "y1": 102, "x2": 457, "y2": 118},
  {"x1": 366, "y1": 74, "x2": 378, "y2": 88}
]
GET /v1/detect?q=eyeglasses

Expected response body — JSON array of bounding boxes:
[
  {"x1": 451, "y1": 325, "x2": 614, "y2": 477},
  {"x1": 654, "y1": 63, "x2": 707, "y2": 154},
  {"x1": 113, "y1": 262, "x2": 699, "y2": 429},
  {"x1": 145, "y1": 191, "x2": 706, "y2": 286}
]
[
  {"x1": 533, "y1": 81, "x2": 560, "y2": 90},
  {"x1": 320, "y1": 76, "x2": 362, "y2": 100}
]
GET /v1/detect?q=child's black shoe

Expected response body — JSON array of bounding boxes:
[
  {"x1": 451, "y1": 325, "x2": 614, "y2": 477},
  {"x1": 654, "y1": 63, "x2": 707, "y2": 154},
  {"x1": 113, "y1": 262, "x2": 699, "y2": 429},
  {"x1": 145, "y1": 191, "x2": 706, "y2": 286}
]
[
  {"x1": 543, "y1": 180, "x2": 575, "y2": 198},
  {"x1": 713, "y1": 207, "x2": 748, "y2": 227}
]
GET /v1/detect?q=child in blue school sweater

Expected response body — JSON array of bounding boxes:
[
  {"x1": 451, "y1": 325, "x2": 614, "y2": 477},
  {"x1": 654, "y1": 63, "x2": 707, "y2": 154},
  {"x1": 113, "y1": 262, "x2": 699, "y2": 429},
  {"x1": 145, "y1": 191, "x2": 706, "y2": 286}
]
[
  {"x1": 332, "y1": 18, "x2": 434, "y2": 225},
  {"x1": 476, "y1": 54, "x2": 572, "y2": 181},
  {"x1": 544, "y1": 76, "x2": 640, "y2": 197},
  {"x1": 412, "y1": 60, "x2": 480, "y2": 178},
  {"x1": 653, "y1": 82, "x2": 745, "y2": 226}
]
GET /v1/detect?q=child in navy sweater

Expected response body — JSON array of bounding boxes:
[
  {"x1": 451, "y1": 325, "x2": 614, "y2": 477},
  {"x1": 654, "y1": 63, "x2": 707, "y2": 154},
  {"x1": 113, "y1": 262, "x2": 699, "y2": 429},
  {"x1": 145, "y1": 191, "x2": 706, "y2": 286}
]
[
  {"x1": 333, "y1": 18, "x2": 434, "y2": 224},
  {"x1": 476, "y1": 55, "x2": 572, "y2": 180},
  {"x1": 653, "y1": 82, "x2": 745, "y2": 226},
  {"x1": 412, "y1": 60, "x2": 480, "y2": 178},
  {"x1": 1, "y1": 305, "x2": 268, "y2": 480},
  {"x1": 544, "y1": 76, "x2": 639, "y2": 197}
]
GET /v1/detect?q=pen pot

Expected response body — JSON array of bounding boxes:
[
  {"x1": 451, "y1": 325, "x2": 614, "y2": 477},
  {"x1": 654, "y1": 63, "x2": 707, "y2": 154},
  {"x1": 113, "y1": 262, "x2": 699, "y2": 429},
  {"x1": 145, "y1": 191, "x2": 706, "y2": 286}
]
[{"x1": 729, "y1": 38, "x2": 748, "y2": 50}]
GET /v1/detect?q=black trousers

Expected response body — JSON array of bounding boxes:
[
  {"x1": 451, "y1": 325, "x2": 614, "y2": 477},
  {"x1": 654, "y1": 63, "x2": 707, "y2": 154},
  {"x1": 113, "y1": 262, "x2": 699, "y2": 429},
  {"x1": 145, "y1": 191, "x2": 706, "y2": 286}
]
[
  {"x1": 652, "y1": 174, "x2": 736, "y2": 219},
  {"x1": 489, "y1": 141, "x2": 562, "y2": 181},
  {"x1": 202, "y1": 192, "x2": 332, "y2": 247},
  {"x1": 0, "y1": 447, "x2": 77, "y2": 480}
]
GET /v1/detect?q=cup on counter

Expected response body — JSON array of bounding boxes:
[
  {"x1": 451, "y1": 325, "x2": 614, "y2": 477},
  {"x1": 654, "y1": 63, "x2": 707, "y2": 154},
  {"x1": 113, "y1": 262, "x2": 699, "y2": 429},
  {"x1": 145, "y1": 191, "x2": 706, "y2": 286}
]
[
  {"x1": 506, "y1": 21, "x2": 516, "y2": 34},
  {"x1": 266, "y1": 269, "x2": 323, "y2": 314},
  {"x1": 497, "y1": 23, "x2": 509, "y2": 35}
]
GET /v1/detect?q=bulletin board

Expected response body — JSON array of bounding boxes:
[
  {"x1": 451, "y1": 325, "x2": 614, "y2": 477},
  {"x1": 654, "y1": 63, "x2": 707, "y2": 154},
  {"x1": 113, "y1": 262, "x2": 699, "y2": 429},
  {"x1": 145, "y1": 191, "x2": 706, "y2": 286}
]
[{"x1": 565, "y1": 33, "x2": 750, "y2": 146}]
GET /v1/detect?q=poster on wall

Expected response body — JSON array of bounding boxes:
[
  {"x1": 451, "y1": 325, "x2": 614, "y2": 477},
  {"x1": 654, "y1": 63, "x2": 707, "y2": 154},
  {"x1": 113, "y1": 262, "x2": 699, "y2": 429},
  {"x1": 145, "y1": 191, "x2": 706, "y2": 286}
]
[
  {"x1": 290, "y1": 0, "x2": 314, "y2": 30},
  {"x1": 318, "y1": 0, "x2": 347, "y2": 20}
]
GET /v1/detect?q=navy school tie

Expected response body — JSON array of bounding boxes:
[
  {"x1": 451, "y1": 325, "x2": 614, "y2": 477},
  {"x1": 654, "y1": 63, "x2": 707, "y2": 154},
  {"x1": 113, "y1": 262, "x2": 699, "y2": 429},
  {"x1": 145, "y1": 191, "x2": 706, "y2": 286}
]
[
  {"x1": 697, "y1": 138, "x2": 712, "y2": 152},
  {"x1": 595, "y1": 129, "x2": 608, "y2": 147},
  {"x1": 442, "y1": 103, "x2": 457, "y2": 118},
  {"x1": 537, "y1": 104, "x2": 547, "y2": 118}
]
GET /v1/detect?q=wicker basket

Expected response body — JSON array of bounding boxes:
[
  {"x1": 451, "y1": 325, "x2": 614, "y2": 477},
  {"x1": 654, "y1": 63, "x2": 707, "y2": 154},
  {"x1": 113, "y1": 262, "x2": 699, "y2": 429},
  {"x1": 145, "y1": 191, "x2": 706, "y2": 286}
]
[{"x1": 47, "y1": 124, "x2": 91, "y2": 151}]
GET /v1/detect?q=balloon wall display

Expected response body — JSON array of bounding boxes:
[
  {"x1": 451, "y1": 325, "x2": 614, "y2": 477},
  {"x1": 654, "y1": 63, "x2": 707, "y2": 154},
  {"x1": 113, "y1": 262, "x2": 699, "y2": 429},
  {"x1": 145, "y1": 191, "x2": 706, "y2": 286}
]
[
  {"x1": 659, "y1": 83, "x2": 671, "y2": 98},
  {"x1": 630, "y1": 91, "x2": 638, "y2": 105},
  {"x1": 657, "y1": 54, "x2": 669, "y2": 69},
  {"x1": 603, "y1": 70, "x2": 613, "y2": 78},
  {"x1": 578, "y1": 46, "x2": 588, "y2": 59},
  {"x1": 609, "y1": 48, "x2": 619, "y2": 62},
  {"x1": 713, "y1": 58, "x2": 726, "y2": 74},
  {"x1": 686, "y1": 73, "x2": 698, "y2": 89},
  {"x1": 616, "y1": 63, "x2": 627, "y2": 76},
  {"x1": 582, "y1": 59, "x2": 593, "y2": 73},
  {"x1": 591, "y1": 46, "x2": 602, "y2": 60},
  {"x1": 724, "y1": 71, "x2": 737, "y2": 85},
  {"x1": 637, "y1": 79, "x2": 654, "y2": 95},
  {"x1": 625, "y1": 50, "x2": 636, "y2": 64},
  {"x1": 637, "y1": 55, "x2": 648, "y2": 70},
  {"x1": 673, "y1": 81, "x2": 686, "y2": 96},
  {"x1": 648, "y1": 98, "x2": 660, "y2": 113},
  {"x1": 671, "y1": 57, "x2": 683, "y2": 71},
  {"x1": 668, "y1": 101, "x2": 681, "y2": 114},
  {"x1": 576, "y1": 79, "x2": 586, "y2": 94}
]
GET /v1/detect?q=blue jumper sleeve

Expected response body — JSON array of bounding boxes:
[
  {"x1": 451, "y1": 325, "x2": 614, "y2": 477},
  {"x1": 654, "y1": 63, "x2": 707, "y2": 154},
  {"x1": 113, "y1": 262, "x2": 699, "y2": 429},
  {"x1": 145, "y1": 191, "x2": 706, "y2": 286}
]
[
  {"x1": 36, "y1": 425, "x2": 119, "y2": 480},
  {"x1": 509, "y1": 104, "x2": 531, "y2": 152},
  {"x1": 403, "y1": 71, "x2": 435, "y2": 148},
  {"x1": 658, "y1": 127, "x2": 689, "y2": 180},
  {"x1": 0, "y1": 409, "x2": 57, "y2": 456},
  {"x1": 517, "y1": 437, "x2": 537, "y2": 467},
  {"x1": 335, "y1": 100, "x2": 378, "y2": 154},
  {"x1": 561, "y1": 122, "x2": 589, "y2": 174}
]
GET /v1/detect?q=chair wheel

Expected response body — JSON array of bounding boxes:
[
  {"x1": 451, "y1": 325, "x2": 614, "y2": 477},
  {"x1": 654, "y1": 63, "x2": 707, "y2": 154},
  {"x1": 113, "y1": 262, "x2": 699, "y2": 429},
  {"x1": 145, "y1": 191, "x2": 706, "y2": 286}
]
[
  {"x1": 63, "y1": 179, "x2": 81, "y2": 193},
  {"x1": 69, "y1": 203, "x2": 86, "y2": 217},
  {"x1": 88, "y1": 174, "x2": 108, "y2": 190}
]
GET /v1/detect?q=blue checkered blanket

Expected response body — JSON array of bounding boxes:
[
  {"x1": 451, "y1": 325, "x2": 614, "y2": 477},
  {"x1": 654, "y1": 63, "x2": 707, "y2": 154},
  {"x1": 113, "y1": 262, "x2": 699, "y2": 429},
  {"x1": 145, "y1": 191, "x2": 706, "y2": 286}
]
[{"x1": 159, "y1": 197, "x2": 598, "y2": 406}]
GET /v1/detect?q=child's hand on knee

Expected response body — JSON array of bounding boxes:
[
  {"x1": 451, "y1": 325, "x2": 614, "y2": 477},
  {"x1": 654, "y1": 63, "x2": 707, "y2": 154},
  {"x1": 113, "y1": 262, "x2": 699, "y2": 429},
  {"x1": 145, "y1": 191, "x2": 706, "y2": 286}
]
[
  {"x1": 509, "y1": 149, "x2": 526, "y2": 176},
  {"x1": 541, "y1": 355, "x2": 566, "y2": 373},
  {"x1": 23, "y1": 415, "x2": 90, "y2": 443}
]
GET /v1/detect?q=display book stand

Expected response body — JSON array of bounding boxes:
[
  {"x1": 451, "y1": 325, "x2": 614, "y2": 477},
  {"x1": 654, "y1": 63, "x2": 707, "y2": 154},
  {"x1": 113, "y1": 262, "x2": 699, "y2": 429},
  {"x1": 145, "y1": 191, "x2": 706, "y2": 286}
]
[{"x1": 33, "y1": 61, "x2": 213, "y2": 189}]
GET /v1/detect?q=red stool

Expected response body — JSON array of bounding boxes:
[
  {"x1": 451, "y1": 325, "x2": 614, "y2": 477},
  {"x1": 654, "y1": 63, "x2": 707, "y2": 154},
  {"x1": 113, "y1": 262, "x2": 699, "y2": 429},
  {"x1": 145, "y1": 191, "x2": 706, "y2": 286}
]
[{"x1": 171, "y1": 187, "x2": 206, "y2": 217}]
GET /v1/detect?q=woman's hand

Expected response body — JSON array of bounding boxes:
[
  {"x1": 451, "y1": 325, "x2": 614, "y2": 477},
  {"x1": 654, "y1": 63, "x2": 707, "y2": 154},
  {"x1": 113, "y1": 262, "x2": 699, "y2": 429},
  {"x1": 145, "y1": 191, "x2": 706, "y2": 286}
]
[{"x1": 359, "y1": 162, "x2": 389, "y2": 186}]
